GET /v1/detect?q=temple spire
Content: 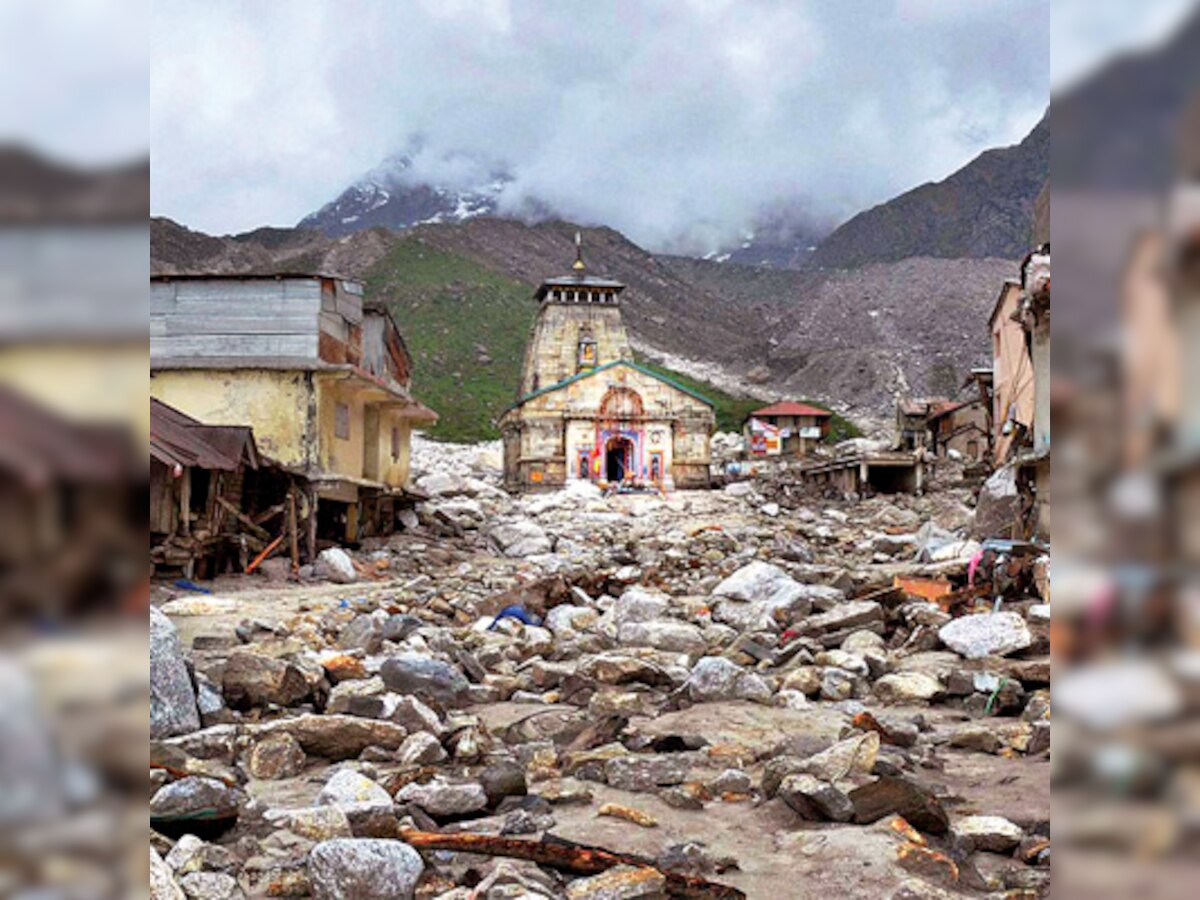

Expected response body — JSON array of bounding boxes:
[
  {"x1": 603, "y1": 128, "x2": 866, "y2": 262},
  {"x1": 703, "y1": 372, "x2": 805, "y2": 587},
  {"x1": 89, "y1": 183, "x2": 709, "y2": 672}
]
[{"x1": 572, "y1": 230, "x2": 586, "y2": 271}]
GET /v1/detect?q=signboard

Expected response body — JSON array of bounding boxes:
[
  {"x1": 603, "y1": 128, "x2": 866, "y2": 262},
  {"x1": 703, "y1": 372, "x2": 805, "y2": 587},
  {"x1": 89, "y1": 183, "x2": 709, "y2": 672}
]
[{"x1": 799, "y1": 426, "x2": 822, "y2": 439}]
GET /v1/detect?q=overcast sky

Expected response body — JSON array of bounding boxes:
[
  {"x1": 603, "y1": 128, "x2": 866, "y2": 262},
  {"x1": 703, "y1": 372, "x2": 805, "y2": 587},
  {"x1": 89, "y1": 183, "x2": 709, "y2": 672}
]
[{"x1": 148, "y1": 0, "x2": 1156, "y2": 253}]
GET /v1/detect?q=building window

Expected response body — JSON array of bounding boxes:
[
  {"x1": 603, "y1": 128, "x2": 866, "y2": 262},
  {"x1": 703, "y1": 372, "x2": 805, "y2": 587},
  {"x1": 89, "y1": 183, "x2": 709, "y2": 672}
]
[
  {"x1": 391, "y1": 426, "x2": 401, "y2": 460},
  {"x1": 578, "y1": 335, "x2": 597, "y2": 370},
  {"x1": 334, "y1": 402, "x2": 350, "y2": 440},
  {"x1": 578, "y1": 450, "x2": 591, "y2": 479}
]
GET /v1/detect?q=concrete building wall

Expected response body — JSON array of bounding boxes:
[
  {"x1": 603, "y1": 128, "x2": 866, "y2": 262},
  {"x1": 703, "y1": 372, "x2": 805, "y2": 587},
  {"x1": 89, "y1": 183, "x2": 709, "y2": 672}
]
[{"x1": 149, "y1": 368, "x2": 313, "y2": 469}]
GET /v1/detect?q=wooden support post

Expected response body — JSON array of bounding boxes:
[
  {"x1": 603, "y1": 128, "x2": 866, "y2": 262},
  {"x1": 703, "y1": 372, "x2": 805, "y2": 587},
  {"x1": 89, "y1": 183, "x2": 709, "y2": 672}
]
[
  {"x1": 306, "y1": 487, "x2": 318, "y2": 563},
  {"x1": 179, "y1": 469, "x2": 191, "y2": 536},
  {"x1": 345, "y1": 502, "x2": 359, "y2": 544},
  {"x1": 288, "y1": 489, "x2": 300, "y2": 572}
]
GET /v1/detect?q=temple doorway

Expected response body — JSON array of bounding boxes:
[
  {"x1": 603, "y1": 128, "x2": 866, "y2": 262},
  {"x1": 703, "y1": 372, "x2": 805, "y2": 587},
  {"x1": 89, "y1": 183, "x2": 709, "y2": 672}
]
[{"x1": 605, "y1": 436, "x2": 634, "y2": 482}]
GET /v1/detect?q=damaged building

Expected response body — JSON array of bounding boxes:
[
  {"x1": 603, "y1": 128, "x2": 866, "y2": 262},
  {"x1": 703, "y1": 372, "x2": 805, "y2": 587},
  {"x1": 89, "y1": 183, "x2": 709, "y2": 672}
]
[
  {"x1": 150, "y1": 273, "x2": 437, "y2": 548},
  {"x1": 499, "y1": 239, "x2": 715, "y2": 491}
]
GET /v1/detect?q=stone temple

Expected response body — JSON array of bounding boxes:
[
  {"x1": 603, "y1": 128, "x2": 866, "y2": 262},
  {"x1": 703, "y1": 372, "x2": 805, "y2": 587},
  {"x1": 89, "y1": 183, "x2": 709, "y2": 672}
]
[{"x1": 499, "y1": 236, "x2": 715, "y2": 492}]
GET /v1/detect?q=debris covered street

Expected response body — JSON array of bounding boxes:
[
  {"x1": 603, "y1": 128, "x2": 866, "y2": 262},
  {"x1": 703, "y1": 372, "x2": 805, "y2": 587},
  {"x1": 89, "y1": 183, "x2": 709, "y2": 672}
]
[{"x1": 150, "y1": 434, "x2": 1050, "y2": 899}]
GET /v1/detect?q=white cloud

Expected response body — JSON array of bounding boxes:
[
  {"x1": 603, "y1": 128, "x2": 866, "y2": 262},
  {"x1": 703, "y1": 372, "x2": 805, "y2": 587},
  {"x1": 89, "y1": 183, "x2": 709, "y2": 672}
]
[{"x1": 151, "y1": 0, "x2": 1049, "y2": 251}]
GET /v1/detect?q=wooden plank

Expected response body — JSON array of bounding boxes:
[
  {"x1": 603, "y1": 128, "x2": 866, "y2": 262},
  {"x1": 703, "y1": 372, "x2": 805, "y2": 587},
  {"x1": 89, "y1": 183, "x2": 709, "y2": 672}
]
[
  {"x1": 160, "y1": 314, "x2": 317, "y2": 336},
  {"x1": 150, "y1": 296, "x2": 321, "y2": 316},
  {"x1": 150, "y1": 333, "x2": 318, "y2": 359}
]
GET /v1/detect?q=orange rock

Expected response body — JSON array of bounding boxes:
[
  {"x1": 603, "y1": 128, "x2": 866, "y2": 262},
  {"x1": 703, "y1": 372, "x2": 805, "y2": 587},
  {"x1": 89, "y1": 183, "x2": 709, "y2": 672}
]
[{"x1": 597, "y1": 803, "x2": 658, "y2": 827}]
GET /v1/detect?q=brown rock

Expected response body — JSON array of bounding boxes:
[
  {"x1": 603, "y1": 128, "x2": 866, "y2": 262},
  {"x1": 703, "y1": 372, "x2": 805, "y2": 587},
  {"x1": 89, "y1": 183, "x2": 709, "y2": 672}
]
[
  {"x1": 247, "y1": 732, "x2": 307, "y2": 780},
  {"x1": 221, "y1": 651, "x2": 311, "y2": 710},
  {"x1": 848, "y1": 776, "x2": 949, "y2": 835}
]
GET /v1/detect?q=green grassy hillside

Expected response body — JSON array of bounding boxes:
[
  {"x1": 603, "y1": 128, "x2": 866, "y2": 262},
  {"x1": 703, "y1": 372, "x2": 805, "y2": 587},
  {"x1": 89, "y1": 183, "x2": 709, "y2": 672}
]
[{"x1": 366, "y1": 237, "x2": 858, "y2": 443}]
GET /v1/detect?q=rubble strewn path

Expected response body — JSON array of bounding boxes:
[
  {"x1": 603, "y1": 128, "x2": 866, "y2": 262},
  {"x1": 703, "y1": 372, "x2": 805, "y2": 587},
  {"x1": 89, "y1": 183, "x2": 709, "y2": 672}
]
[{"x1": 149, "y1": 435, "x2": 1050, "y2": 899}]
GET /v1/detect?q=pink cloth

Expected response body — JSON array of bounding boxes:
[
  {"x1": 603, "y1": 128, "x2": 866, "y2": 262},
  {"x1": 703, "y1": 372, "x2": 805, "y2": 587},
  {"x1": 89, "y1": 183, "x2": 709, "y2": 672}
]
[{"x1": 967, "y1": 549, "x2": 985, "y2": 587}]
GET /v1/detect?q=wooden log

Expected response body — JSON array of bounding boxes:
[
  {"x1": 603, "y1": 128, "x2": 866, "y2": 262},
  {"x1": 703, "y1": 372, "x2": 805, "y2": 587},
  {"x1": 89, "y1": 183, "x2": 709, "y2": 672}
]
[
  {"x1": 245, "y1": 534, "x2": 284, "y2": 574},
  {"x1": 396, "y1": 830, "x2": 745, "y2": 899}
]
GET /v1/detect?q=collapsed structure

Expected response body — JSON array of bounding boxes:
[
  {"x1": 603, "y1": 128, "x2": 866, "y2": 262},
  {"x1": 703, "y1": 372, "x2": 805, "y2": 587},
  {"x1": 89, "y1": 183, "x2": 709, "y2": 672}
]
[
  {"x1": 500, "y1": 239, "x2": 715, "y2": 491},
  {"x1": 150, "y1": 273, "x2": 437, "y2": 559}
]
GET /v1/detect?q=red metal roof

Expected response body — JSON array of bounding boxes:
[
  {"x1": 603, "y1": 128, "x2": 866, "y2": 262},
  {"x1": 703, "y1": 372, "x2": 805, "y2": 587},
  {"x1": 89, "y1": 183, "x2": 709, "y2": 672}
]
[{"x1": 748, "y1": 401, "x2": 832, "y2": 418}]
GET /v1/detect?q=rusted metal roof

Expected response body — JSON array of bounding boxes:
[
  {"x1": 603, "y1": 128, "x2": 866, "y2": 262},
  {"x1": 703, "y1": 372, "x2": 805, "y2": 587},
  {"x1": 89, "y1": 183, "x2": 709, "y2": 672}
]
[
  {"x1": 748, "y1": 401, "x2": 832, "y2": 418},
  {"x1": 0, "y1": 387, "x2": 134, "y2": 485},
  {"x1": 150, "y1": 398, "x2": 259, "y2": 472}
]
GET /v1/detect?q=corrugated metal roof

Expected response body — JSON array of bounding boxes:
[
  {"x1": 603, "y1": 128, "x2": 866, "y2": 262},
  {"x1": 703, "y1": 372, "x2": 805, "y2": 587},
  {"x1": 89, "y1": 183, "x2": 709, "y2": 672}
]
[
  {"x1": 150, "y1": 398, "x2": 259, "y2": 471},
  {"x1": 0, "y1": 387, "x2": 134, "y2": 484},
  {"x1": 748, "y1": 401, "x2": 832, "y2": 418}
]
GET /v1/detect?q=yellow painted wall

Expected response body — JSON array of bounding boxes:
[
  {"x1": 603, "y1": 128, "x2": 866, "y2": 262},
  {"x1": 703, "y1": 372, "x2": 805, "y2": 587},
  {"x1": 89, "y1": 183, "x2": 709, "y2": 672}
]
[
  {"x1": 377, "y1": 410, "x2": 413, "y2": 487},
  {"x1": 149, "y1": 368, "x2": 312, "y2": 468},
  {"x1": 315, "y1": 376, "x2": 367, "y2": 481},
  {"x1": 0, "y1": 341, "x2": 150, "y2": 445}
]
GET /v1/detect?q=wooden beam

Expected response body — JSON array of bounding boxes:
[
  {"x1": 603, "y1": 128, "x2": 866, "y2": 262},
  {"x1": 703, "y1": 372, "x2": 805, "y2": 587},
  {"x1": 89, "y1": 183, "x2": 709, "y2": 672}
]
[
  {"x1": 395, "y1": 830, "x2": 745, "y2": 899},
  {"x1": 215, "y1": 496, "x2": 271, "y2": 541}
]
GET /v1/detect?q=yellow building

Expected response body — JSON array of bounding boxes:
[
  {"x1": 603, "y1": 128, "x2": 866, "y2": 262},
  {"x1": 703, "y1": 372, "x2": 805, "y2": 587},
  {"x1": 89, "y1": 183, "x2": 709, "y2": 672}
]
[
  {"x1": 500, "y1": 240, "x2": 714, "y2": 491},
  {"x1": 150, "y1": 273, "x2": 435, "y2": 542}
]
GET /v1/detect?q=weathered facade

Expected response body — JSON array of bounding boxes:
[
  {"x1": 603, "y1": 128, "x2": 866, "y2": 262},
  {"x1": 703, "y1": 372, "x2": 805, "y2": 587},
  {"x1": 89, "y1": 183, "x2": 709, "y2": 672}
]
[
  {"x1": 500, "y1": 247, "x2": 715, "y2": 491},
  {"x1": 150, "y1": 274, "x2": 436, "y2": 544}
]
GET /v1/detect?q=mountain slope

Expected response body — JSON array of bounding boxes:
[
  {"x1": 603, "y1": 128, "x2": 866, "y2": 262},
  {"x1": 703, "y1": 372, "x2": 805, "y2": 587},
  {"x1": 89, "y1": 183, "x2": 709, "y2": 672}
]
[
  {"x1": 298, "y1": 154, "x2": 510, "y2": 238},
  {"x1": 151, "y1": 215, "x2": 1010, "y2": 432},
  {"x1": 805, "y1": 113, "x2": 1048, "y2": 269}
]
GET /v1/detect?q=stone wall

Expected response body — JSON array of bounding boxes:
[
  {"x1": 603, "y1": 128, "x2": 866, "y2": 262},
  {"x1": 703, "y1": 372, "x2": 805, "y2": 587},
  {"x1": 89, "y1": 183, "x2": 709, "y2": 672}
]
[{"x1": 519, "y1": 304, "x2": 632, "y2": 396}]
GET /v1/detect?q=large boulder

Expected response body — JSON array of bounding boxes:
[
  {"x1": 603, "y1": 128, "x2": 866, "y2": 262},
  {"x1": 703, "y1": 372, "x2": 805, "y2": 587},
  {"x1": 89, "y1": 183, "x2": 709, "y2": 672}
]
[
  {"x1": 488, "y1": 520, "x2": 552, "y2": 557},
  {"x1": 249, "y1": 714, "x2": 408, "y2": 760},
  {"x1": 308, "y1": 839, "x2": 424, "y2": 900},
  {"x1": 380, "y1": 654, "x2": 470, "y2": 708},
  {"x1": 221, "y1": 651, "x2": 312, "y2": 710},
  {"x1": 395, "y1": 779, "x2": 488, "y2": 817},
  {"x1": 685, "y1": 656, "x2": 771, "y2": 704},
  {"x1": 318, "y1": 770, "x2": 394, "y2": 816},
  {"x1": 315, "y1": 547, "x2": 358, "y2": 584},
  {"x1": 151, "y1": 607, "x2": 201, "y2": 739},
  {"x1": 710, "y1": 562, "x2": 826, "y2": 631},
  {"x1": 150, "y1": 776, "x2": 240, "y2": 821},
  {"x1": 938, "y1": 612, "x2": 1032, "y2": 660}
]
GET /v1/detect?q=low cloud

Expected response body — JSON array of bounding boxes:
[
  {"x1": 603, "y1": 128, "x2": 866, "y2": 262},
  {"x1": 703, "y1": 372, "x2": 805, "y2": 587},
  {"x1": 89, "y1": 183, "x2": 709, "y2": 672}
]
[{"x1": 152, "y1": 0, "x2": 1048, "y2": 252}]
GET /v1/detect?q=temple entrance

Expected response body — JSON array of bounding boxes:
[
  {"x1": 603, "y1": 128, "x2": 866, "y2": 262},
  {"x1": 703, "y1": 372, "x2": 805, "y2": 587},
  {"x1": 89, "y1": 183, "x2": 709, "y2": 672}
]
[{"x1": 605, "y1": 436, "x2": 634, "y2": 482}]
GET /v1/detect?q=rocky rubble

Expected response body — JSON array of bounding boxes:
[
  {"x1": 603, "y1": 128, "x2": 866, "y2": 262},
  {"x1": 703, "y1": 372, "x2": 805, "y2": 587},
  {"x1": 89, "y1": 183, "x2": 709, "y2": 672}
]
[{"x1": 149, "y1": 436, "x2": 1050, "y2": 898}]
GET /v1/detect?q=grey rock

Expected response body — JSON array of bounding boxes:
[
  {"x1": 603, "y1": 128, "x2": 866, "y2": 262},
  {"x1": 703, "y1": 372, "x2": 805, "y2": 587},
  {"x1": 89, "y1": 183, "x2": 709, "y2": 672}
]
[
  {"x1": 480, "y1": 759, "x2": 528, "y2": 806},
  {"x1": 150, "y1": 776, "x2": 239, "y2": 820},
  {"x1": 395, "y1": 779, "x2": 487, "y2": 817},
  {"x1": 318, "y1": 769, "x2": 393, "y2": 814},
  {"x1": 938, "y1": 612, "x2": 1032, "y2": 660},
  {"x1": 604, "y1": 754, "x2": 691, "y2": 791},
  {"x1": 396, "y1": 731, "x2": 446, "y2": 766},
  {"x1": 315, "y1": 547, "x2": 358, "y2": 584},
  {"x1": 685, "y1": 656, "x2": 772, "y2": 704},
  {"x1": 179, "y1": 872, "x2": 243, "y2": 900},
  {"x1": 151, "y1": 607, "x2": 201, "y2": 739},
  {"x1": 779, "y1": 773, "x2": 854, "y2": 822},
  {"x1": 308, "y1": 838, "x2": 424, "y2": 899},
  {"x1": 380, "y1": 654, "x2": 470, "y2": 708}
]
